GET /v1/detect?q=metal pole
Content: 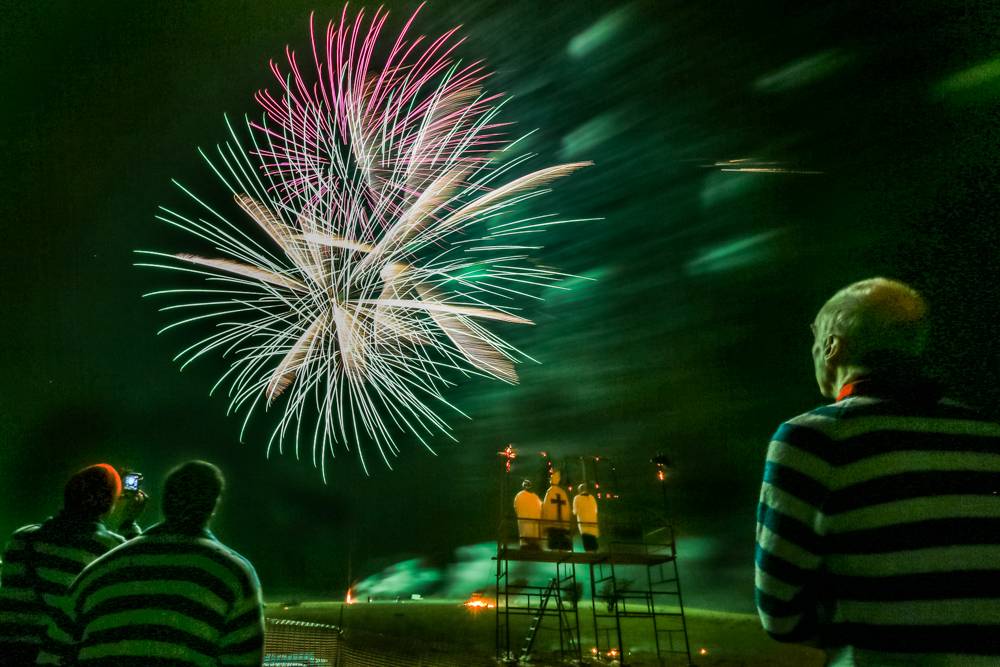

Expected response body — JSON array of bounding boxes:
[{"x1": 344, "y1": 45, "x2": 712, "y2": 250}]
[
  {"x1": 660, "y1": 480, "x2": 670, "y2": 524},
  {"x1": 496, "y1": 447, "x2": 509, "y2": 662}
]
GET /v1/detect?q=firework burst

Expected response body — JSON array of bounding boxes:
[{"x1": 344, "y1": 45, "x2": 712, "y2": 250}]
[{"x1": 137, "y1": 4, "x2": 593, "y2": 477}]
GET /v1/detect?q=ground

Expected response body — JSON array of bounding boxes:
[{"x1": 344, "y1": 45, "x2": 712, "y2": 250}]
[{"x1": 266, "y1": 600, "x2": 825, "y2": 666}]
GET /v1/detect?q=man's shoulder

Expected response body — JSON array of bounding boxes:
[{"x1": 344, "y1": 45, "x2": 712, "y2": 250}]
[
  {"x1": 3, "y1": 524, "x2": 42, "y2": 553},
  {"x1": 80, "y1": 532, "x2": 258, "y2": 580},
  {"x1": 10, "y1": 523, "x2": 43, "y2": 540},
  {"x1": 210, "y1": 540, "x2": 261, "y2": 588},
  {"x1": 771, "y1": 404, "x2": 845, "y2": 442},
  {"x1": 771, "y1": 396, "x2": 1000, "y2": 464},
  {"x1": 172, "y1": 533, "x2": 260, "y2": 584},
  {"x1": 765, "y1": 404, "x2": 856, "y2": 468},
  {"x1": 93, "y1": 524, "x2": 127, "y2": 548},
  {"x1": 37, "y1": 516, "x2": 128, "y2": 552},
  {"x1": 786, "y1": 396, "x2": 999, "y2": 432},
  {"x1": 777, "y1": 395, "x2": 945, "y2": 435},
  {"x1": 78, "y1": 533, "x2": 141, "y2": 568},
  {"x1": 84, "y1": 530, "x2": 179, "y2": 562}
]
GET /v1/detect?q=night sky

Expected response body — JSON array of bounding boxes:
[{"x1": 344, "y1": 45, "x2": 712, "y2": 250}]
[{"x1": 2, "y1": 1, "x2": 998, "y2": 611}]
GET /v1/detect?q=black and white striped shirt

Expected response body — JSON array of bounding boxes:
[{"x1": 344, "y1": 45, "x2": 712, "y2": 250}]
[
  {"x1": 756, "y1": 383, "x2": 1000, "y2": 664},
  {"x1": 0, "y1": 514, "x2": 124, "y2": 658},
  {"x1": 41, "y1": 522, "x2": 264, "y2": 666}
]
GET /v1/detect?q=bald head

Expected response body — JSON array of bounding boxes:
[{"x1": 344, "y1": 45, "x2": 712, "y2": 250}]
[{"x1": 812, "y1": 278, "x2": 929, "y2": 397}]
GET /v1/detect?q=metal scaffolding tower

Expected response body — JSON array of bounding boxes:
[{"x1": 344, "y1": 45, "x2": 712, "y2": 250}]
[
  {"x1": 494, "y1": 448, "x2": 693, "y2": 666},
  {"x1": 588, "y1": 525, "x2": 691, "y2": 663},
  {"x1": 495, "y1": 551, "x2": 582, "y2": 664}
]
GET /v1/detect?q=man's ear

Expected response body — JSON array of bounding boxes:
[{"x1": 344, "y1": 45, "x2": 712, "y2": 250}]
[{"x1": 823, "y1": 334, "x2": 842, "y2": 363}]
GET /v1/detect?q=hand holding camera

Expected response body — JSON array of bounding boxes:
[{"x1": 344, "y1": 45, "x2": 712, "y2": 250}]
[{"x1": 110, "y1": 471, "x2": 149, "y2": 536}]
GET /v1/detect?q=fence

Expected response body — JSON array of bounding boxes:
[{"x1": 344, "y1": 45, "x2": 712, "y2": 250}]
[
  {"x1": 264, "y1": 617, "x2": 493, "y2": 667},
  {"x1": 264, "y1": 619, "x2": 340, "y2": 665}
]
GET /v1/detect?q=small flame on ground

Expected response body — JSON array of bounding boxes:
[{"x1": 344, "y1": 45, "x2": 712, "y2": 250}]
[{"x1": 463, "y1": 593, "x2": 495, "y2": 610}]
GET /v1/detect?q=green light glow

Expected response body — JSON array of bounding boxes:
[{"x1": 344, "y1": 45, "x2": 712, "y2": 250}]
[
  {"x1": 685, "y1": 230, "x2": 782, "y2": 275},
  {"x1": 754, "y1": 49, "x2": 852, "y2": 92},
  {"x1": 567, "y1": 7, "x2": 631, "y2": 60},
  {"x1": 935, "y1": 55, "x2": 1000, "y2": 97}
]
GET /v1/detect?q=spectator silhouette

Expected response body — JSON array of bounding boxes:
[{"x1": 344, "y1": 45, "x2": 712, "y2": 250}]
[
  {"x1": 755, "y1": 278, "x2": 1000, "y2": 665},
  {"x1": 39, "y1": 460, "x2": 265, "y2": 665},
  {"x1": 0, "y1": 464, "x2": 125, "y2": 665}
]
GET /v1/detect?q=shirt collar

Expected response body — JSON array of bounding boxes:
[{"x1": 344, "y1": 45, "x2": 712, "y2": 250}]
[
  {"x1": 147, "y1": 521, "x2": 215, "y2": 540},
  {"x1": 836, "y1": 380, "x2": 868, "y2": 401},
  {"x1": 836, "y1": 375, "x2": 939, "y2": 402},
  {"x1": 52, "y1": 511, "x2": 103, "y2": 532}
]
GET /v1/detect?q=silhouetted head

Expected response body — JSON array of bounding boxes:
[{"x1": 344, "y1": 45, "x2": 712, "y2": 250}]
[
  {"x1": 162, "y1": 461, "x2": 224, "y2": 530},
  {"x1": 811, "y1": 277, "x2": 929, "y2": 398},
  {"x1": 64, "y1": 463, "x2": 122, "y2": 520},
  {"x1": 577, "y1": 483, "x2": 589, "y2": 495},
  {"x1": 521, "y1": 479, "x2": 532, "y2": 490}
]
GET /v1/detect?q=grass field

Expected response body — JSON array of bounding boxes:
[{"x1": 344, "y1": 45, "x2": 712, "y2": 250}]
[{"x1": 266, "y1": 600, "x2": 825, "y2": 666}]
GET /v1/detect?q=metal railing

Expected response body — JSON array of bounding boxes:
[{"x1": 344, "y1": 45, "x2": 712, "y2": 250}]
[{"x1": 498, "y1": 511, "x2": 677, "y2": 559}]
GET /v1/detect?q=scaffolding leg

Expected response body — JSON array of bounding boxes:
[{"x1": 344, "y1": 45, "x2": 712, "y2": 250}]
[
  {"x1": 647, "y1": 564, "x2": 661, "y2": 662},
  {"x1": 589, "y1": 563, "x2": 600, "y2": 658},
  {"x1": 495, "y1": 547, "x2": 514, "y2": 663},
  {"x1": 611, "y1": 562, "x2": 625, "y2": 665},
  {"x1": 670, "y1": 535, "x2": 693, "y2": 666},
  {"x1": 555, "y1": 560, "x2": 582, "y2": 664}
]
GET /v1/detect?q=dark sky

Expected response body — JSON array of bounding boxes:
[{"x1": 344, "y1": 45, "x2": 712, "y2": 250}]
[{"x1": 2, "y1": 0, "x2": 998, "y2": 610}]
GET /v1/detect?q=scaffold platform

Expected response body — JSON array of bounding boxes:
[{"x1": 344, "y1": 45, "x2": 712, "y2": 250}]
[
  {"x1": 494, "y1": 519, "x2": 692, "y2": 666},
  {"x1": 497, "y1": 547, "x2": 675, "y2": 566}
]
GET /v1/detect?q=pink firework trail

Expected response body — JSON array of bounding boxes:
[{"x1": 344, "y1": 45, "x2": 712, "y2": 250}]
[{"x1": 138, "y1": 4, "x2": 594, "y2": 477}]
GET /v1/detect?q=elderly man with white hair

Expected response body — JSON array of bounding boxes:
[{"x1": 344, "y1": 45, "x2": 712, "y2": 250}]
[{"x1": 755, "y1": 277, "x2": 1000, "y2": 666}]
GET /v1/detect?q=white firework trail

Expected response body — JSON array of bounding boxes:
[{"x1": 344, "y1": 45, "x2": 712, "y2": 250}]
[{"x1": 137, "y1": 4, "x2": 594, "y2": 477}]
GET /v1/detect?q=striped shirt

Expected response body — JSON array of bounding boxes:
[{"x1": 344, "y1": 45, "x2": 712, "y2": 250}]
[
  {"x1": 42, "y1": 521, "x2": 264, "y2": 666},
  {"x1": 0, "y1": 514, "x2": 124, "y2": 660},
  {"x1": 755, "y1": 383, "x2": 1000, "y2": 665}
]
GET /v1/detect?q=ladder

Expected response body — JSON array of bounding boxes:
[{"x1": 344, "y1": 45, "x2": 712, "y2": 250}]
[
  {"x1": 521, "y1": 578, "x2": 556, "y2": 657},
  {"x1": 521, "y1": 573, "x2": 581, "y2": 661}
]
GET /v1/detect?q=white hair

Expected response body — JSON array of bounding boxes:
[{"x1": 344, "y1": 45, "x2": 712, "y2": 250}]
[{"x1": 817, "y1": 277, "x2": 930, "y2": 369}]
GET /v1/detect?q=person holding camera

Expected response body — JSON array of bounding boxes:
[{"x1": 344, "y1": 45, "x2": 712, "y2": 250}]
[
  {"x1": 39, "y1": 460, "x2": 265, "y2": 665},
  {"x1": 107, "y1": 470, "x2": 149, "y2": 539},
  {"x1": 0, "y1": 464, "x2": 127, "y2": 665}
]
